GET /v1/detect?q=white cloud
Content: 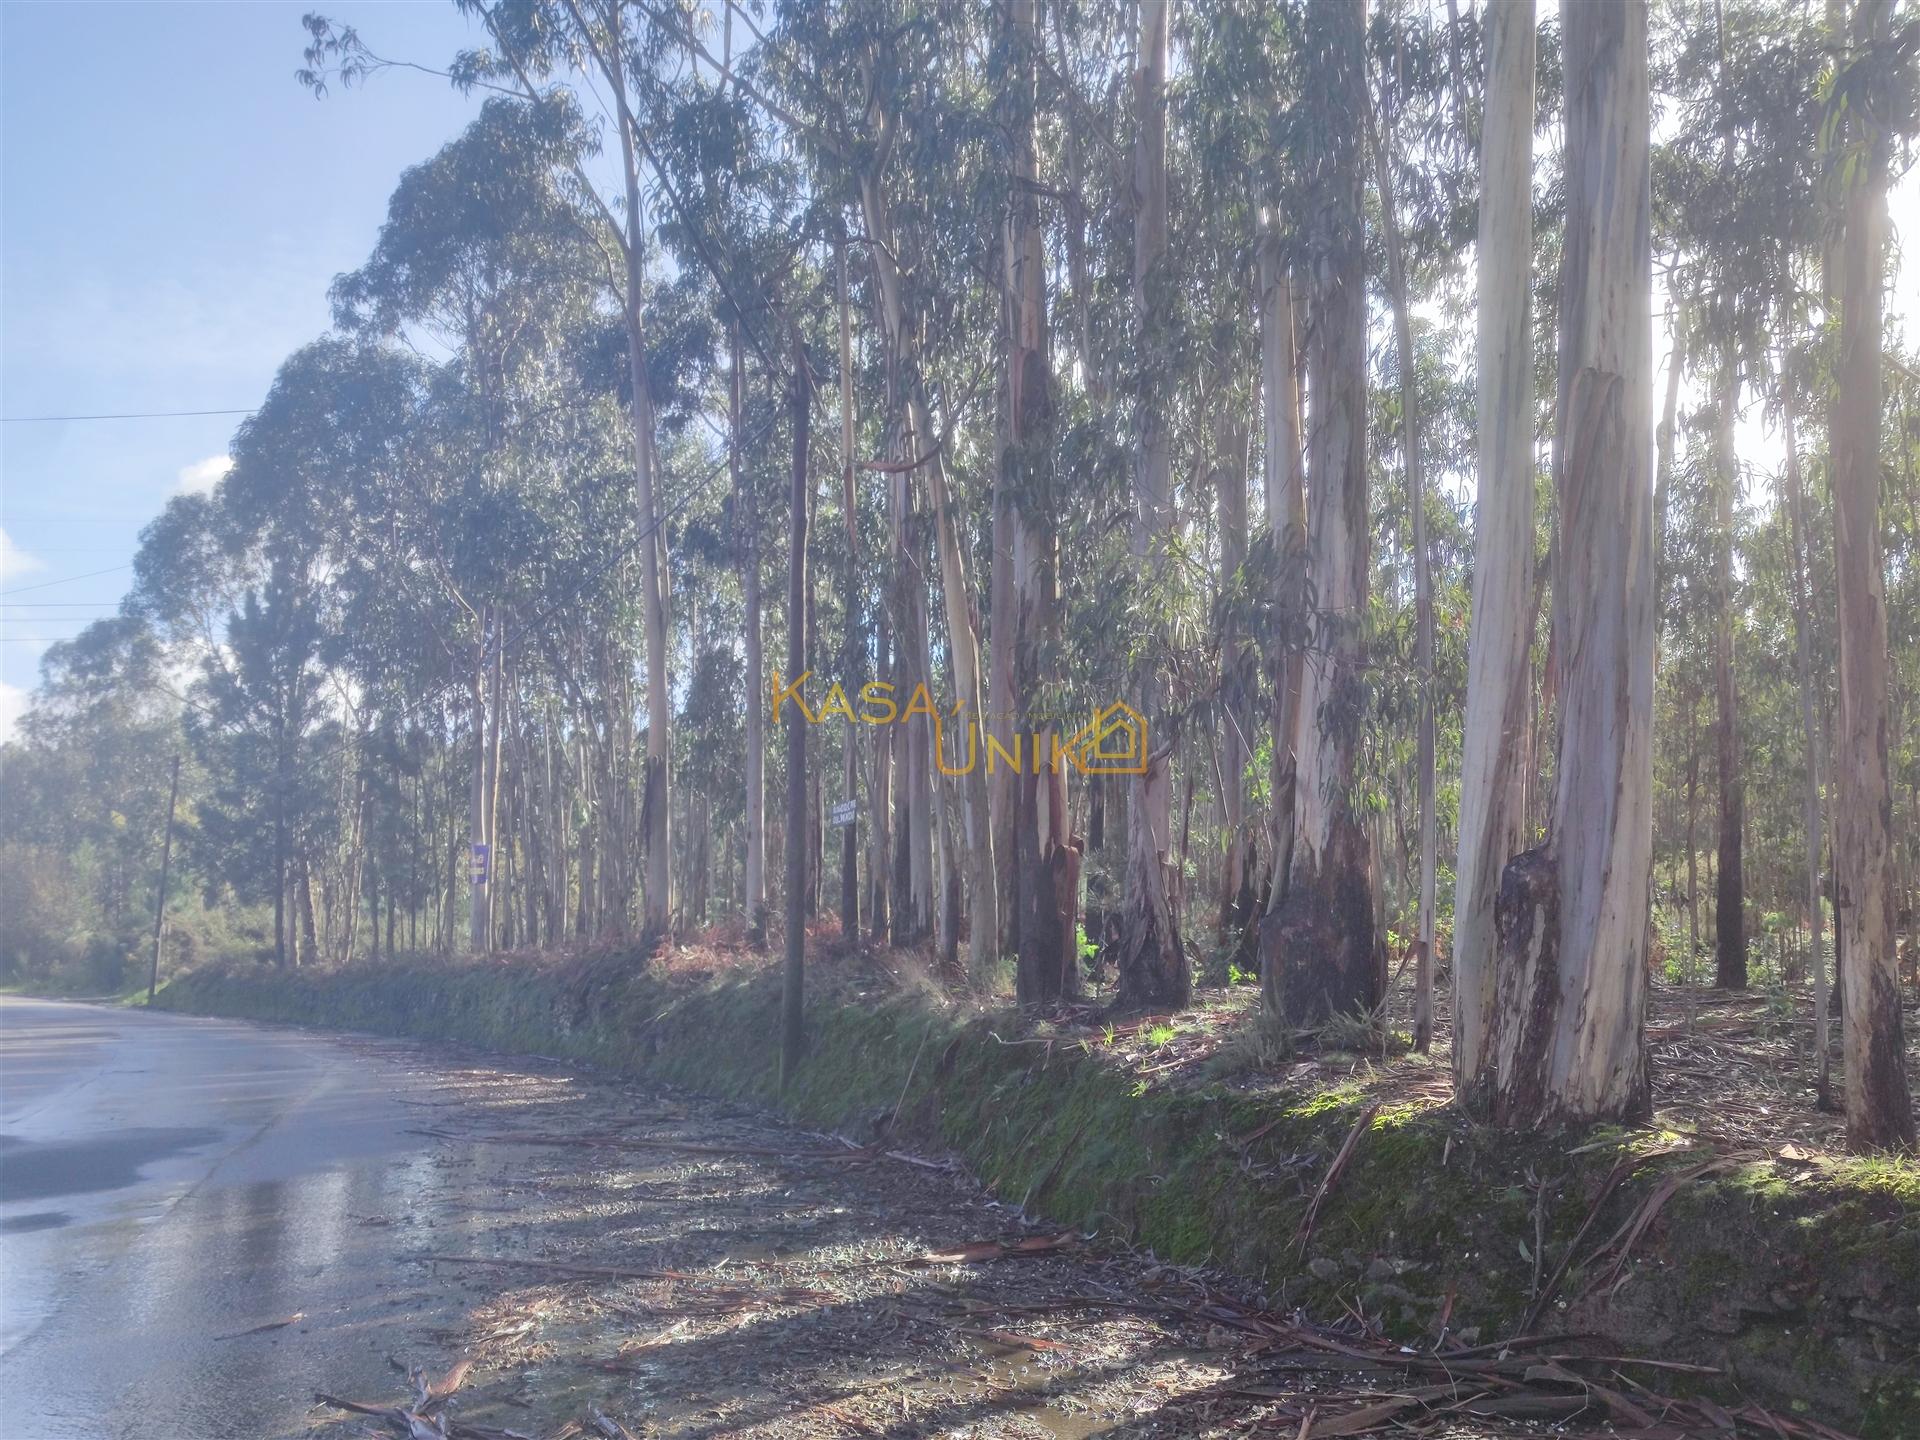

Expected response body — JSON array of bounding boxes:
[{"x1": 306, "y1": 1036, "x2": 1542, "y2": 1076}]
[
  {"x1": 0, "y1": 679, "x2": 27, "y2": 744},
  {"x1": 0, "y1": 527, "x2": 46, "y2": 583},
  {"x1": 175, "y1": 454, "x2": 233, "y2": 496}
]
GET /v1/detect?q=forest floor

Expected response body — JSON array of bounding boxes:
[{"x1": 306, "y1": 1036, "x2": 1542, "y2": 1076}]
[
  {"x1": 1053, "y1": 973, "x2": 1886, "y2": 1160},
  {"x1": 673, "y1": 917, "x2": 1909, "y2": 1163},
  {"x1": 307, "y1": 1024, "x2": 1845, "y2": 1440}
]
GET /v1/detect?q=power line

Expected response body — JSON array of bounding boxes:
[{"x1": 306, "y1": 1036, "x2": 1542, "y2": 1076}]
[
  {"x1": 0, "y1": 408, "x2": 256, "y2": 424},
  {"x1": 0, "y1": 563, "x2": 133, "y2": 597}
]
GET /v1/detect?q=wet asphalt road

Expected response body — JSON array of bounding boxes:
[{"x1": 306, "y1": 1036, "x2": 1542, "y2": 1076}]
[{"x1": 0, "y1": 996, "x2": 517, "y2": 1439}]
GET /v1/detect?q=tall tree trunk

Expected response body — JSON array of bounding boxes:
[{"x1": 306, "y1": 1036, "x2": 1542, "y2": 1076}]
[
  {"x1": 1006, "y1": 0, "x2": 1080, "y2": 1006},
  {"x1": 297, "y1": 849, "x2": 320, "y2": 970},
  {"x1": 858, "y1": 148, "x2": 986, "y2": 957},
  {"x1": 274, "y1": 715, "x2": 289, "y2": 967},
  {"x1": 782, "y1": 342, "x2": 812, "y2": 1090},
  {"x1": 148, "y1": 751, "x2": 179, "y2": 999},
  {"x1": 1685, "y1": 691, "x2": 1702, "y2": 979},
  {"x1": 1783, "y1": 382, "x2": 1832, "y2": 1102},
  {"x1": 1653, "y1": 288, "x2": 1687, "y2": 614},
  {"x1": 989, "y1": 347, "x2": 1019, "y2": 958},
  {"x1": 469, "y1": 611, "x2": 491, "y2": 951},
  {"x1": 1261, "y1": 0, "x2": 1379, "y2": 1030},
  {"x1": 808, "y1": 766, "x2": 824, "y2": 918},
  {"x1": 1258, "y1": 235, "x2": 1306, "y2": 909},
  {"x1": 486, "y1": 619, "x2": 505, "y2": 944},
  {"x1": 869, "y1": 612, "x2": 894, "y2": 940},
  {"x1": 1216, "y1": 396, "x2": 1253, "y2": 952},
  {"x1": 1115, "y1": 0, "x2": 1187, "y2": 1011},
  {"x1": 609, "y1": 9, "x2": 672, "y2": 941},
  {"x1": 888, "y1": 441, "x2": 933, "y2": 943},
  {"x1": 837, "y1": 243, "x2": 862, "y2": 939},
  {"x1": 1712, "y1": 366, "x2": 1747, "y2": 988},
  {"x1": 1829, "y1": 0, "x2": 1915, "y2": 1152},
  {"x1": 860, "y1": 166, "x2": 956, "y2": 960},
  {"x1": 1486, "y1": 0, "x2": 1653, "y2": 1128},
  {"x1": 1371, "y1": 84, "x2": 1436, "y2": 1052},
  {"x1": 343, "y1": 769, "x2": 367, "y2": 964},
  {"x1": 737, "y1": 325, "x2": 769, "y2": 947},
  {"x1": 925, "y1": 448, "x2": 996, "y2": 979},
  {"x1": 1453, "y1": 0, "x2": 1536, "y2": 1105},
  {"x1": 547, "y1": 719, "x2": 566, "y2": 943}
]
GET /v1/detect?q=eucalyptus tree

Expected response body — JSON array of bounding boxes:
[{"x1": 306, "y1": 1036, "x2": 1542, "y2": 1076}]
[
  {"x1": 1710, "y1": 386, "x2": 1747, "y2": 990},
  {"x1": 1486, "y1": 0, "x2": 1653, "y2": 1127},
  {"x1": 754, "y1": 0, "x2": 1013, "y2": 975},
  {"x1": 1146, "y1": 0, "x2": 1313, "y2": 951},
  {"x1": 1657, "y1": 0, "x2": 1857, "y2": 993},
  {"x1": 192, "y1": 581, "x2": 336, "y2": 966},
  {"x1": 1160, "y1": 0, "x2": 1272, "y2": 976},
  {"x1": 1258, "y1": 232, "x2": 1306, "y2": 910},
  {"x1": 1656, "y1": 429, "x2": 1723, "y2": 977},
  {"x1": 1649, "y1": 0, "x2": 1886, "y2": 1059},
  {"x1": 130, "y1": 341, "x2": 411, "y2": 964},
  {"x1": 850, "y1": 78, "x2": 975, "y2": 966},
  {"x1": 647, "y1": 74, "x2": 807, "y2": 947},
  {"x1": 306, "y1": 0, "x2": 830, "y2": 941},
  {"x1": 1261, "y1": 0, "x2": 1382, "y2": 1030},
  {"x1": 1368, "y1": 2, "x2": 1466, "y2": 1051},
  {"x1": 1112, "y1": 0, "x2": 1188, "y2": 1011},
  {"x1": 1, "y1": 618, "x2": 183, "y2": 943},
  {"x1": 442, "y1": 0, "x2": 686, "y2": 937},
  {"x1": 1779, "y1": 360, "x2": 1832, "y2": 1098},
  {"x1": 999, "y1": 0, "x2": 1083, "y2": 1004},
  {"x1": 1247, "y1": 2, "x2": 1311, "y2": 921},
  {"x1": 855, "y1": 17, "x2": 999, "y2": 977},
  {"x1": 1453, "y1": 0, "x2": 1535, "y2": 1106},
  {"x1": 1826, "y1": 0, "x2": 1914, "y2": 1151},
  {"x1": 327, "y1": 94, "x2": 603, "y2": 949}
]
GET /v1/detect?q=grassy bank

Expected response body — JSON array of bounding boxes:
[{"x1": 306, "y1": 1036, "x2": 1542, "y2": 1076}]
[{"x1": 153, "y1": 948, "x2": 1920, "y2": 1432}]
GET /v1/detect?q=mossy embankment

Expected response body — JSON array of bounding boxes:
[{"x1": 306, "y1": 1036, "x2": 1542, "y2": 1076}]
[{"x1": 153, "y1": 950, "x2": 1920, "y2": 1432}]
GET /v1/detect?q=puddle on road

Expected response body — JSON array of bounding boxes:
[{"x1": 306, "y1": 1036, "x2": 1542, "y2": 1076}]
[
  {"x1": 0, "y1": 1210, "x2": 70, "y2": 1234},
  {"x1": 0, "y1": 1126, "x2": 221, "y2": 1204}
]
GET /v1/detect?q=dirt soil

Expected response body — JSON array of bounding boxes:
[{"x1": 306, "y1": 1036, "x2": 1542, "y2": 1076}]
[{"x1": 301, "y1": 1025, "x2": 1854, "y2": 1440}]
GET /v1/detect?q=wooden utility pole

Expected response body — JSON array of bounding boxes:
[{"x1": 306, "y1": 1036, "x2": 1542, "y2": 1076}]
[{"x1": 149, "y1": 752, "x2": 182, "y2": 1002}]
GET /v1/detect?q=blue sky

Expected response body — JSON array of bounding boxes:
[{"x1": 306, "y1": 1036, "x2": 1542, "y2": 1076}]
[{"x1": 1, "y1": 1, "x2": 493, "y2": 737}]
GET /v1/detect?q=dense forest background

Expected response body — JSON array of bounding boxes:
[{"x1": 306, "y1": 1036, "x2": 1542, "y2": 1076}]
[{"x1": 3, "y1": 0, "x2": 1917, "y2": 1144}]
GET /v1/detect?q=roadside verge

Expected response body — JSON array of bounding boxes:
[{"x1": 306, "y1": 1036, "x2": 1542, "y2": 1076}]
[{"x1": 153, "y1": 950, "x2": 1920, "y2": 1434}]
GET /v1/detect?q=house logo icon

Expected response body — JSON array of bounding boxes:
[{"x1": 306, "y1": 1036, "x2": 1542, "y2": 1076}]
[{"x1": 1068, "y1": 701, "x2": 1148, "y2": 775}]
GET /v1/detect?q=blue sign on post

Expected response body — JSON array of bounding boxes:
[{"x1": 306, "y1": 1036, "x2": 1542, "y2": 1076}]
[{"x1": 471, "y1": 842, "x2": 490, "y2": 884}]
